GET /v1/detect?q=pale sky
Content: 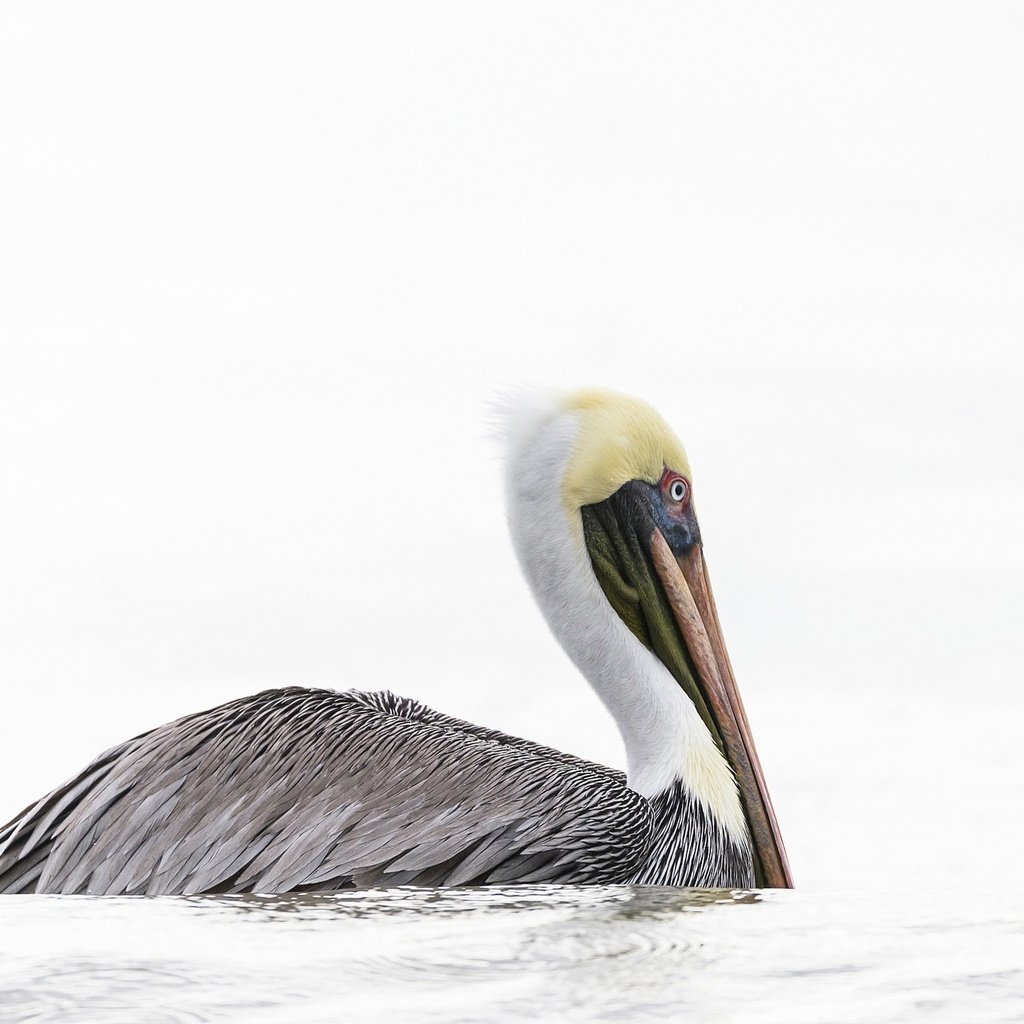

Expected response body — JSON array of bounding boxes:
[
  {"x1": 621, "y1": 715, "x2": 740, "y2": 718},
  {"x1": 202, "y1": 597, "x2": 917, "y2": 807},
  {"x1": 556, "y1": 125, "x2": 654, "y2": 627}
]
[{"x1": 1, "y1": 2, "x2": 1021, "y2": 889}]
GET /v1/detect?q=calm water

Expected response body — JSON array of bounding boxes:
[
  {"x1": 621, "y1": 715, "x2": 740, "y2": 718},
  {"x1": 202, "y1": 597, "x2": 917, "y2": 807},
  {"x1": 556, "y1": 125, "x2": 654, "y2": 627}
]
[{"x1": 1, "y1": 887, "x2": 1021, "y2": 1024}]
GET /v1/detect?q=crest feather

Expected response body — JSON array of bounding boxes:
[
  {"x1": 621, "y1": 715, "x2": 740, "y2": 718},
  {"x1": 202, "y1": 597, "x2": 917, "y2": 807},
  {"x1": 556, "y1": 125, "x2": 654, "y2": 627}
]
[{"x1": 562, "y1": 389, "x2": 691, "y2": 510}]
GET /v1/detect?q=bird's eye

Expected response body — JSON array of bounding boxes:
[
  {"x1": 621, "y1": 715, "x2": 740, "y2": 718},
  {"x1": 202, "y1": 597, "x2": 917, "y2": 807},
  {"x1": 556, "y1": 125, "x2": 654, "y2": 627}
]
[{"x1": 668, "y1": 478, "x2": 688, "y2": 503}]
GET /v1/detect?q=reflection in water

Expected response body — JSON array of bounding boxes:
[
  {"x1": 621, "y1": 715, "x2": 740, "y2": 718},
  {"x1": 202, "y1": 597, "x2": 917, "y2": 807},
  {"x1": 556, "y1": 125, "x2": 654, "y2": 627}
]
[
  {"x1": 177, "y1": 883, "x2": 760, "y2": 922},
  {"x1": 0, "y1": 887, "x2": 1020, "y2": 1024}
]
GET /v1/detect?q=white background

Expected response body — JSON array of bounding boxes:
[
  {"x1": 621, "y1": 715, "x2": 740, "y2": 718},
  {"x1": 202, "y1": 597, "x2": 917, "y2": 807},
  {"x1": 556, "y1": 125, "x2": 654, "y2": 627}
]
[{"x1": 1, "y1": 2, "x2": 1021, "y2": 890}]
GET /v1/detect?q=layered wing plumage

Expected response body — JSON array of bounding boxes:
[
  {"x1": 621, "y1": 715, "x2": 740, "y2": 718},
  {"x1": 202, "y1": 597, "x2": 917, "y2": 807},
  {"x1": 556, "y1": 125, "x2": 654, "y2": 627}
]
[{"x1": 0, "y1": 688, "x2": 653, "y2": 895}]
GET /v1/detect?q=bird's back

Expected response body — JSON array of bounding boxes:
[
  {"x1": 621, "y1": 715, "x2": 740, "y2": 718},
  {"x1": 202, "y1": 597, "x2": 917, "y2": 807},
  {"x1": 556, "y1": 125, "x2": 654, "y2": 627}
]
[{"x1": 0, "y1": 688, "x2": 653, "y2": 895}]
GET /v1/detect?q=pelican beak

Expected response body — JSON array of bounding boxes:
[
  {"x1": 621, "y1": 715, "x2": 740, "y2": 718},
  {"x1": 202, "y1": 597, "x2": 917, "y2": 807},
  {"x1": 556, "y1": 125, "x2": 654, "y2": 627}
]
[
  {"x1": 581, "y1": 485, "x2": 793, "y2": 888},
  {"x1": 647, "y1": 531, "x2": 793, "y2": 889}
]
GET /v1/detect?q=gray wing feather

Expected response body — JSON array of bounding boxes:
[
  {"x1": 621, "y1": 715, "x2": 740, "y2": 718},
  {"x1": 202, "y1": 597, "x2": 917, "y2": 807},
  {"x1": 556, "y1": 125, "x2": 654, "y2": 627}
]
[{"x1": 0, "y1": 687, "x2": 653, "y2": 895}]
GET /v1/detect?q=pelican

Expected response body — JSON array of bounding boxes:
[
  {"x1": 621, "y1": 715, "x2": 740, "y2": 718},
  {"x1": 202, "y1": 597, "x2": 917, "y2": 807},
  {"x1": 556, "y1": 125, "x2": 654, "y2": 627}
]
[{"x1": 0, "y1": 388, "x2": 792, "y2": 895}]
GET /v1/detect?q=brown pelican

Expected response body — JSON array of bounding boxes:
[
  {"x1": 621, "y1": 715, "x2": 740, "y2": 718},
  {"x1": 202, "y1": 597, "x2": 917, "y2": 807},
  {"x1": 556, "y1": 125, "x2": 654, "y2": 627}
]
[{"x1": 0, "y1": 388, "x2": 792, "y2": 895}]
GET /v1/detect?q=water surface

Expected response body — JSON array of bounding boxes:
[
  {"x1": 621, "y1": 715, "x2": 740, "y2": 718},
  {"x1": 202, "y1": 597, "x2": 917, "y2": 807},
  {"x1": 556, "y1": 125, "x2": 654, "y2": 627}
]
[{"x1": 1, "y1": 886, "x2": 1021, "y2": 1023}]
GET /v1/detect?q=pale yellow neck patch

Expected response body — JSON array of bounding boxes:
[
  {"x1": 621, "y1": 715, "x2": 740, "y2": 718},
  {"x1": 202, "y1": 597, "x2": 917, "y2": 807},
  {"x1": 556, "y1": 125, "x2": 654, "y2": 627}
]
[{"x1": 561, "y1": 388, "x2": 691, "y2": 511}]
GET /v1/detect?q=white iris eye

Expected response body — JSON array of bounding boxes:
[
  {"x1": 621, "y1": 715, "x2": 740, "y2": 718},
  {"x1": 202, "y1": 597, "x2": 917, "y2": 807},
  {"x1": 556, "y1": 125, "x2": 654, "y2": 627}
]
[{"x1": 669, "y1": 479, "x2": 687, "y2": 503}]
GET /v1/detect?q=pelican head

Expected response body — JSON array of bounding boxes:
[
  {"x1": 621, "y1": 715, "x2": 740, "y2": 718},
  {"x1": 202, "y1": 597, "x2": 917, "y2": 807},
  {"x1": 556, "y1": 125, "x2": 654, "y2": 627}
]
[{"x1": 503, "y1": 387, "x2": 792, "y2": 888}]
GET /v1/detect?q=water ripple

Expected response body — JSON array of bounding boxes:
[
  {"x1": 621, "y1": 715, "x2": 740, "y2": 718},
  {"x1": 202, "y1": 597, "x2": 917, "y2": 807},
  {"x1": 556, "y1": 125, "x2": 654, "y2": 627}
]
[
  {"x1": 0, "y1": 959, "x2": 268, "y2": 1024},
  {"x1": 0, "y1": 887, "x2": 1021, "y2": 1024}
]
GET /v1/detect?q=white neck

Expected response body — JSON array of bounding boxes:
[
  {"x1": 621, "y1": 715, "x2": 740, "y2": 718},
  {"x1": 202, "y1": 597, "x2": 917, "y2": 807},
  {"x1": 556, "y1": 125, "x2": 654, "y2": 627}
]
[{"x1": 502, "y1": 395, "x2": 747, "y2": 845}]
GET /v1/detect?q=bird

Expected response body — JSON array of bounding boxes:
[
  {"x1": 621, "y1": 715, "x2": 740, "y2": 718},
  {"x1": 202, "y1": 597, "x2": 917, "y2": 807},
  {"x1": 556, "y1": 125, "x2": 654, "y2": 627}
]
[{"x1": 0, "y1": 387, "x2": 792, "y2": 895}]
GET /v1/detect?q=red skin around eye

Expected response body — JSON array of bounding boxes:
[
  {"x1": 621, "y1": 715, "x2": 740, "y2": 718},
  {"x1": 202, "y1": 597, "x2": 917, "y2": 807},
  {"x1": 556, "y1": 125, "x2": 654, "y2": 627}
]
[{"x1": 658, "y1": 467, "x2": 691, "y2": 511}]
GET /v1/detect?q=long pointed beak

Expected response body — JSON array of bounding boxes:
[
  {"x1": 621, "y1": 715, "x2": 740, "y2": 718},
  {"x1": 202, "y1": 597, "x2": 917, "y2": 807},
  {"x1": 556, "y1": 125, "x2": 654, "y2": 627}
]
[{"x1": 649, "y1": 530, "x2": 794, "y2": 889}]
